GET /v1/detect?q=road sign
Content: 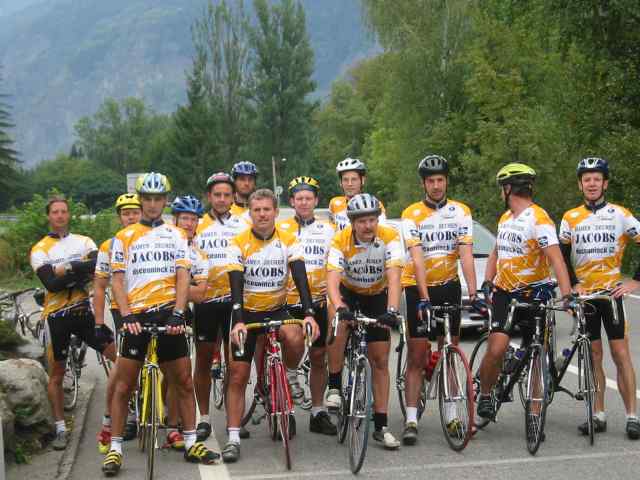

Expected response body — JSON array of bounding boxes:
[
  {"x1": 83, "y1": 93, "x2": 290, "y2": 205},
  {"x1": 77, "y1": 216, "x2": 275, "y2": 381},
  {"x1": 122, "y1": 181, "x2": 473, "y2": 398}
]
[{"x1": 126, "y1": 173, "x2": 144, "y2": 193}]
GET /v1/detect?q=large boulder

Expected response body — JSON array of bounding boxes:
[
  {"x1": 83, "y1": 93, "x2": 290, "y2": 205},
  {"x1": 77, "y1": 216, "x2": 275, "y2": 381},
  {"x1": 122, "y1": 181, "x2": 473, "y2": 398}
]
[
  {"x1": 0, "y1": 387, "x2": 15, "y2": 446},
  {"x1": 0, "y1": 359, "x2": 53, "y2": 437}
]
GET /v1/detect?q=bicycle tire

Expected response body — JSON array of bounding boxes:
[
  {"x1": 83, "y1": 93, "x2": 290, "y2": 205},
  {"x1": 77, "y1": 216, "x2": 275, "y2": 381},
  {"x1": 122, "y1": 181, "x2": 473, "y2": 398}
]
[
  {"x1": 27, "y1": 311, "x2": 43, "y2": 339},
  {"x1": 241, "y1": 361, "x2": 262, "y2": 428},
  {"x1": 469, "y1": 332, "x2": 490, "y2": 429},
  {"x1": 395, "y1": 337, "x2": 407, "y2": 419},
  {"x1": 212, "y1": 361, "x2": 226, "y2": 410},
  {"x1": 274, "y1": 362, "x2": 293, "y2": 470},
  {"x1": 438, "y1": 345, "x2": 474, "y2": 451},
  {"x1": 579, "y1": 340, "x2": 595, "y2": 446},
  {"x1": 524, "y1": 347, "x2": 549, "y2": 455},
  {"x1": 63, "y1": 352, "x2": 79, "y2": 411},
  {"x1": 337, "y1": 339, "x2": 353, "y2": 444},
  {"x1": 348, "y1": 356, "x2": 371, "y2": 474},
  {"x1": 145, "y1": 368, "x2": 158, "y2": 480}
]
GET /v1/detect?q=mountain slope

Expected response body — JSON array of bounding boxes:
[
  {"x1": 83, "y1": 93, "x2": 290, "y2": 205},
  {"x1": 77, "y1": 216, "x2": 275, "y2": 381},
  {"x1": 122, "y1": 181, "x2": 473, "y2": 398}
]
[{"x1": 0, "y1": 0, "x2": 375, "y2": 166}]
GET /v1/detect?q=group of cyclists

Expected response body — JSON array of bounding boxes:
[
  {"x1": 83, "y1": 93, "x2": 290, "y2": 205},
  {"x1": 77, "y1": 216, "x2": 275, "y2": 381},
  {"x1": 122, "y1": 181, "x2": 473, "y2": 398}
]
[{"x1": 28, "y1": 153, "x2": 640, "y2": 477}]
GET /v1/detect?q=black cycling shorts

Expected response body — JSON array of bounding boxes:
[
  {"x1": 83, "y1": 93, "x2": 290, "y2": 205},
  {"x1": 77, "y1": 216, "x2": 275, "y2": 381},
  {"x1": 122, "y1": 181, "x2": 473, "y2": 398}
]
[
  {"x1": 584, "y1": 297, "x2": 627, "y2": 341},
  {"x1": 339, "y1": 285, "x2": 389, "y2": 343},
  {"x1": 119, "y1": 310, "x2": 190, "y2": 363},
  {"x1": 490, "y1": 288, "x2": 538, "y2": 341},
  {"x1": 46, "y1": 308, "x2": 110, "y2": 362},
  {"x1": 405, "y1": 281, "x2": 462, "y2": 340},
  {"x1": 288, "y1": 302, "x2": 328, "y2": 348},
  {"x1": 194, "y1": 300, "x2": 232, "y2": 344},
  {"x1": 232, "y1": 308, "x2": 292, "y2": 363}
]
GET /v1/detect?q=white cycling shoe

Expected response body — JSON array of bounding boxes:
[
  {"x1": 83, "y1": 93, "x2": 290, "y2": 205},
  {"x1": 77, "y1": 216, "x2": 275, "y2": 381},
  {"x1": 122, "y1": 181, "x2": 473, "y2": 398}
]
[
  {"x1": 373, "y1": 427, "x2": 401, "y2": 450},
  {"x1": 325, "y1": 389, "x2": 342, "y2": 409}
]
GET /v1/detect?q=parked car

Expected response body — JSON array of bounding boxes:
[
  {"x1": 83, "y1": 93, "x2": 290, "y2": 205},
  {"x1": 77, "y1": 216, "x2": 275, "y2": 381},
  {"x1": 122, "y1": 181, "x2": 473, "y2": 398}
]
[{"x1": 386, "y1": 219, "x2": 496, "y2": 334}]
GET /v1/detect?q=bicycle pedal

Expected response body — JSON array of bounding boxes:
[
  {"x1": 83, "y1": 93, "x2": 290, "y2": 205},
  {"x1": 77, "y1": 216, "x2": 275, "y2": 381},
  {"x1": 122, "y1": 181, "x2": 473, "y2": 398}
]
[{"x1": 574, "y1": 393, "x2": 584, "y2": 401}]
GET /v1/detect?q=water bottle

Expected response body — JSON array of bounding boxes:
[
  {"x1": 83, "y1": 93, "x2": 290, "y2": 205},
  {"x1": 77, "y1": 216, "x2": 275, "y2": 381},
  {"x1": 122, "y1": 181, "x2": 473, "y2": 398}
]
[
  {"x1": 555, "y1": 348, "x2": 571, "y2": 372},
  {"x1": 503, "y1": 346, "x2": 516, "y2": 374}
]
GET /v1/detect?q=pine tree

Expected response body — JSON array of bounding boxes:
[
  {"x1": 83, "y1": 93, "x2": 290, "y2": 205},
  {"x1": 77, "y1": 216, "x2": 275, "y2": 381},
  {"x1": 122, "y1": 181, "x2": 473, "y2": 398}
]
[{"x1": 0, "y1": 69, "x2": 20, "y2": 209}]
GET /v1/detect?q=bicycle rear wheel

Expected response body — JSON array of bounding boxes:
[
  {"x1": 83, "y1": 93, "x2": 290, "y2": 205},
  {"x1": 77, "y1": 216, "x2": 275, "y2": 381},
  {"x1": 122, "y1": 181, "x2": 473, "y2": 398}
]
[
  {"x1": 348, "y1": 356, "x2": 372, "y2": 474},
  {"x1": 469, "y1": 333, "x2": 489, "y2": 429},
  {"x1": 579, "y1": 340, "x2": 595, "y2": 446},
  {"x1": 395, "y1": 338, "x2": 426, "y2": 422},
  {"x1": 438, "y1": 345, "x2": 474, "y2": 451},
  {"x1": 145, "y1": 368, "x2": 159, "y2": 480},
  {"x1": 63, "y1": 354, "x2": 79, "y2": 411},
  {"x1": 524, "y1": 347, "x2": 549, "y2": 455}
]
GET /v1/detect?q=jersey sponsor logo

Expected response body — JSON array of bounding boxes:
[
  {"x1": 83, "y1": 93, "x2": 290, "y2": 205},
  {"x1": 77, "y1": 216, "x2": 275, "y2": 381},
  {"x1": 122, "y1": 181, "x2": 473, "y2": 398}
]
[
  {"x1": 199, "y1": 238, "x2": 229, "y2": 249},
  {"x1": 131, "y1": 250, "x2": 176, "y2": 263},
  {"x1": 575, "y1": 231, "x2": 617, "y2": 244},
  {"x1": 498, "y1": 229, "x2": 524, "y2": 244},
  {"x1": 114, "y1": 251, "x2": 124, "y2": 263},
  {"x1": 303, "y1": 244, "x2": 326, "y2": 256},
  {"x1": 538, "y1": 236, "x2": 549, "y2": 248}
]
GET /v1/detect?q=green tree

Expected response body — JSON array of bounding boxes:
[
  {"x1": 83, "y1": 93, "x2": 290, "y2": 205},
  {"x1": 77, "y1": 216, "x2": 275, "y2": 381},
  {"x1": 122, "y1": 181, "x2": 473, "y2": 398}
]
[
  {"x1": 74, "y1": 97, "x2": 170, "y2": 176},
  {"x1": 248, "y1": 0, "x2": 317, "y2": 181},
  {"x1": 0, "y1": 70, "x2": 20, "y2": 210}
]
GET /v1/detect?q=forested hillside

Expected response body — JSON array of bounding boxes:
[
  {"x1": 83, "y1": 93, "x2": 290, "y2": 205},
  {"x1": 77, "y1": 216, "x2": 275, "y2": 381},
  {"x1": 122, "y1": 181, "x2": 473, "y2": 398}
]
[{"x1": 0, "y1": 0, "x2": 374, "y2": 165}]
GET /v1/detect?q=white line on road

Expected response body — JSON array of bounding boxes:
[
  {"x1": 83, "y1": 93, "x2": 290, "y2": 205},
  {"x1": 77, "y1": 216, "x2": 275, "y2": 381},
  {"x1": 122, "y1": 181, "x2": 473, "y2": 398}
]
[
  {"x1": 197, "y1": 403, "x2": 231, "y2": 480},
  {"x1": 232, "y1": 449, "x2": 639, "y2": 479},
  {"x1": 564, "y1": 363, "x2": 640, "y2": 399}
]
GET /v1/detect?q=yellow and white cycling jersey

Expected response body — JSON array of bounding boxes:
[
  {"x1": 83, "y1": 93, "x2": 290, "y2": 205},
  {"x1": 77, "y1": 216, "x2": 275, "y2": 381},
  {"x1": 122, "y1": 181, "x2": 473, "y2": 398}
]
[
  {"x1": 95, "y1": 237, "x2": 119, "y2": 310},
  {"x1": 227, "y1": 226, "x2": 303, "y2": 311},
  {"x1": 189, "y1": 243, "x2": 209, "y2": 284},
  {"x1": 277, "y1": 217, "x2": 335, "y2": 304},
  {"x1": 194, "y1": 212, "x2": 249, "y2": 301},
  {"x1": 560, "y1": 203, "x2": 640, "y2": 292},
  {"x1": 401, "y1": 200, "x2": 473, "y2": 287},
  {"x1": 30, "y1": 233, "x2": 97, "y2": 317},
  {"x1": 230, "y1": 203, "x2": 251, "y2": 223},
  {"x1": 327, "y1": 224, "x2": 404, "y2": 295},
  {"x1": 110, "y1": 222, "x2": 191, "y2": 314},
  {"x1": 494, "y1": 204, "x2": 558, "y2": 292},
  {"x1": 328, "y1": 195, "x2": 387, "y2": 231}
]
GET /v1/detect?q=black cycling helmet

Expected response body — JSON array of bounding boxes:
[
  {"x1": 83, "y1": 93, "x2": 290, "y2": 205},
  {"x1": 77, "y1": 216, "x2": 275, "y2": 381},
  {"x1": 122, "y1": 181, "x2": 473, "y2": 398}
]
[
  {"x1": 577, "y1": 157, "x2": 609, "y2": 179},
  {"x1": 206, "y1": 172, "x2": 235, "y2": 191},
  {"x1": 418, "y1": 154, "x2": 449, "y2": 178}
]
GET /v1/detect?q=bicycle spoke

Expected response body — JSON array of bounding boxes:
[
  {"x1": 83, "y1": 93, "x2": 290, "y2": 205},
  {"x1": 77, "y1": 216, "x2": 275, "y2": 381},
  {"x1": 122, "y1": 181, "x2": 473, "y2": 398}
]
[
  {"x1": 524, "y1": 348, "x2": 548, "y2": 455},
  {"x1": 348, "y1": 357, "x2": 371, "y2": 474}
]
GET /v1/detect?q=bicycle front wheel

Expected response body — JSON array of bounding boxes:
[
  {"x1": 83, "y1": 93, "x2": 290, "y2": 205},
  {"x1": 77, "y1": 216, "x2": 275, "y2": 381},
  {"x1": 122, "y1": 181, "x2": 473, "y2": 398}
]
[
  {"x1": 145, "y1": 368, "x2": 159, "y2": 480},
  {"x1": 212, "y1": 361, "x2": 226, "y2": 410},
  {"x1": 438, "y1": 345, "x2": 474, "y2": 451},
  {"x1": 579, "y1": 339, "x2": 595, "y2": 446},
  {"x1": 273, "y1": 361, "x2": 293, "y2": 470},
  {"x1": 524, "y1": 347, "x2": 549, "y2": 455},
  {"x1": 348, "y1": 356, "x2": 372, "y2": 474},
  {"x1": 63, "y1": 354, "x2": 79, "y2": 411},
  {"x1": 469, "y1": 333, "x2": 490, "y2": 429}
]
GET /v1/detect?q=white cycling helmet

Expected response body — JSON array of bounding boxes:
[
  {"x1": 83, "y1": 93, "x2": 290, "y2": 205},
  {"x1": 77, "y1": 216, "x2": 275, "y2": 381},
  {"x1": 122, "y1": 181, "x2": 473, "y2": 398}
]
[
  {"x1": 336, "y1": 157, "x2": 366, "y2": 176},
  {"x1": 346, "y1": 193, "x2": 381, "y2": 220}
]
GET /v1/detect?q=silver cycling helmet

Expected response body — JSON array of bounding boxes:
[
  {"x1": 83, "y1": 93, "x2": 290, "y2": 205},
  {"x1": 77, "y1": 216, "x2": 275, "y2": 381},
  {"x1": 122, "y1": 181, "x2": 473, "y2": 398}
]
[
  {"x1": 346, "y1": 193, "x2": 381, "y2": 220},
  {"x1": 418, "y1": 154, "x2": 449, "y2": 178},
  {"x1": 336, "y1": 157, "x2": 366, "y2": 176}
]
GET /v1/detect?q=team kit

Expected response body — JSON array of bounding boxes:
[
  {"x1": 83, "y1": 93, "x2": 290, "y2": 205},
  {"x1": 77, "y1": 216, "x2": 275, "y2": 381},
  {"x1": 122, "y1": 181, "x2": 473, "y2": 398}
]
[{"x1": 29, "y1": 155, "x2": 640, "y2": 476}]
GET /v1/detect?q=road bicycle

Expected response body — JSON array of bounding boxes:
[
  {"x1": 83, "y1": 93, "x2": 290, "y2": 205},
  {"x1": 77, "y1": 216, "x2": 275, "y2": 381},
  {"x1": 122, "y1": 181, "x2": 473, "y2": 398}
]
[
  {"x1": 210, "y1": 349, "x2": 226, "y2": 410},
  {"x1": 328, "y1": 312, "x2": 406, "y2": 474},
  {"x1": 402, "y1": 303, "x2": 477, "y2": 451},
  {"x1": 238, "y1": 318, "x2": 312, "y2": 470},
  {"x1": 135, "y1": 324, "x2": 169, "y2": 480},
  {"x1": 0, "y1": 287, "x2": 43, "y2": 338},
  {"x1": 550, "y1": 292, "x2": 617, "y2": 445},
  {"x1": 470, "y1": 282, "x2": 567, "y2": 455}
]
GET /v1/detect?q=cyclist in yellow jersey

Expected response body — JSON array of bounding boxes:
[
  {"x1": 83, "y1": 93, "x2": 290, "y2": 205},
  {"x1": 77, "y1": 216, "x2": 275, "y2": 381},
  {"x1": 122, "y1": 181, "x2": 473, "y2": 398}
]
[
  {"x1": 327, "y1": 193, "x2": 404, "y2": 449},
  {"x1": 223, "y1": 189, "x2": 320, "y2": 463},
  {"x1": 329, "y1": 158, "x2": 387, "y2": 231},
  {"x1": 160, "y1": 195, "x2": 209, "y2": 451},
  {"x1": 559, "y1": 157, "x2": 640, "y2": 439},
  {"x1": 400, "y1": 155, "x2": 482, "y2": 445},
  {"x1": 31, "y1": 196, "x2": 115, "y2": 452},
  {"x1": 94, "y1": 193, "x2": 141, "y2": 453},
  {"x1": 476, "y1": 164, "x2": 572, "y2": 421},
  {"x1": 278, "y1": 176, "x2": 337, "y2": 435},
  {"x1": 192, "y1": 172, "x2": 249, "y2": 441},
  {"x1": 102, "y1": 173, "x2": 219, "y2": 477},
  {"x1": 229, "y1": 161, "x2": 258, "y2": 220}
]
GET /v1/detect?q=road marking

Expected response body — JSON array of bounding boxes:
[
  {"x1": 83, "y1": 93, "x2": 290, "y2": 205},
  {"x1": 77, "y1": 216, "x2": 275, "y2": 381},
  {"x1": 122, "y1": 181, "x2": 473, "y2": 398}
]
[
  {"x1": 509, "y1": 342, "x2": 640, "y2": 400},
  {"x1": 233, "y1": 449, "x2": 639, "y2": 479},
  {"x1": 564, "y1": 363, "x2": 640, "y2": 399},
  {"x1": 197, "y1": 397, "x2": 231, "y2": 479}
]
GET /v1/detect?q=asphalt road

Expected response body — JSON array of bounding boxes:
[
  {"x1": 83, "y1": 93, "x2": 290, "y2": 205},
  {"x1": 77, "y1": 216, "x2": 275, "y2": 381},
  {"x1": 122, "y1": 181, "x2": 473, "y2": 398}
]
[{"x1": 70, "y1": 295, "x2": 640, "y2": 480}]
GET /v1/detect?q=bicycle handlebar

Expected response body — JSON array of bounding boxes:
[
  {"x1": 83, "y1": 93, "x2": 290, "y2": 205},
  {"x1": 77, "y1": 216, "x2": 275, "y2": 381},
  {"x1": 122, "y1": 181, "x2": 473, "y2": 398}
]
[
  {"x1": 235, "y1": 318, "x2": 312, "y2": 357},
  {"x1": 505, "y1": 298, "x2": 567, "y2": 332},
  {"x1": 0, "y1": 287, "x2": 38, "y2": 302},
  {"x1": 571, "y1": 292, "x2": 619, "y2": 328},
  {"x1": 330, "y1": 313, "x2": 407, "y2": 345}
]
